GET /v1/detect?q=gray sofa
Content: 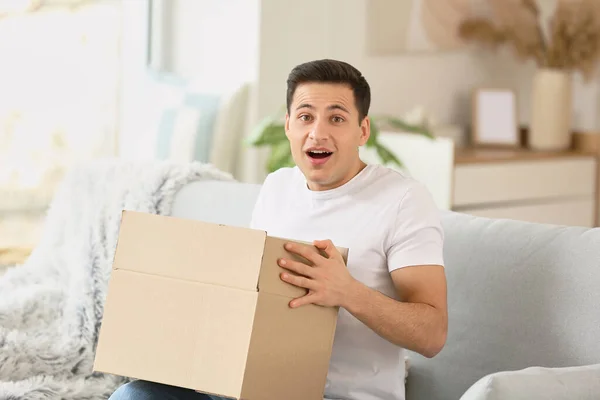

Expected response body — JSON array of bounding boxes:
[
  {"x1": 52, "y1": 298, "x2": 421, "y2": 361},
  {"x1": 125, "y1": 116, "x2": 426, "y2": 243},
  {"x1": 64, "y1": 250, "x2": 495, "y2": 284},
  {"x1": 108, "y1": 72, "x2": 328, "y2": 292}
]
[{"x1": 170, "y1": 180, "x2": 600, "y2": 400}]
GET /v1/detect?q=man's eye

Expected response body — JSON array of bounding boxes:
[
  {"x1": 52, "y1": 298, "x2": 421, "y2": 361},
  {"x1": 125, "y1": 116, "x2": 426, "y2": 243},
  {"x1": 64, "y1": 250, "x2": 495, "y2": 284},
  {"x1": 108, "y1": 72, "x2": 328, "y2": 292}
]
[
  {"x1": 299, "y1": 115, "x2": 311, "y2": 122},
  {"x1": 332, "y1": 116, "x2": 345, "y2": 123}
]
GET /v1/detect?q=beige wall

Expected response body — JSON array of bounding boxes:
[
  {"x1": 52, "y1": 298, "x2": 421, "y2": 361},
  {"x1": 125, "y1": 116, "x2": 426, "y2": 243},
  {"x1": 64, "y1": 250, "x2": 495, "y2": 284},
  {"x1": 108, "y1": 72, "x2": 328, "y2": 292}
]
[
  {"x1": 237, "y1": 0, "x2": 600, "y2": 183},
  {"x1": 255, "y1": 0, "x2": 599, "y2": 127},
  {"x1": 164, "y1": 0, "x2": 600, "y2": 183}
]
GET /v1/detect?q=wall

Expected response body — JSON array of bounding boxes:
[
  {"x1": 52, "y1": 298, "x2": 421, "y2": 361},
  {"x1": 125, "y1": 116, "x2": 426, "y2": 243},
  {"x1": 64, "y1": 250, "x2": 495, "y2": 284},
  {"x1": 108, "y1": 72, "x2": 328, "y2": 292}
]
[
  {"x1": 168, "y1": 0, "x2": 259, "y2": 92},
  {"x1": 255, "y1": 0, "x2": 600, "y2": 129},
  {"x1": 241, "y1": 0, "x2": 600, "y2": 183},
  {"x1": 137, "y1": 0, "x2": 600, "y2": 181}
]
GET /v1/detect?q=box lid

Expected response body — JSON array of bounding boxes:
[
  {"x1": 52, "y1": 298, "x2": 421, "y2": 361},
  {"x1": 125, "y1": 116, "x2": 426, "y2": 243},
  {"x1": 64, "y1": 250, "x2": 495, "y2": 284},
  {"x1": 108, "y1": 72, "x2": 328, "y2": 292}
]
[
  {"x1": 114, "y1": 210, "x2": 267, "y2": 292},
  {"x1": 115, "y1": 211, "x2": 348, "y2": 298},
  {"x1": 258, "y1": 236, "x2": 349, "y2": 299}
]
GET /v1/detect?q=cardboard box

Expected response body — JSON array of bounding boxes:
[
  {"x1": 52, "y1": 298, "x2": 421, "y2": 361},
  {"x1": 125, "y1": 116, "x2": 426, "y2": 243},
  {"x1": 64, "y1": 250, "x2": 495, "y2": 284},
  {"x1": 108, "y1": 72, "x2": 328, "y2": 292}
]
[{"x1": 94, "y1": 210, "x2": 348, "y2": 400}]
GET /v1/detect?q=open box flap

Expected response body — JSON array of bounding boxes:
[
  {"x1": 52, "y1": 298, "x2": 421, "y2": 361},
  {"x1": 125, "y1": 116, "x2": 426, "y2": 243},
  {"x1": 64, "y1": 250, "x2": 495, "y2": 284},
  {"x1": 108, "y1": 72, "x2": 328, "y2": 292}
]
[
  {"x1": 258, "y1": 236, "x2": 349, "y2": 298},
  {"x1": 114, "y1": 211, "x2": 266, "y2": 292}
]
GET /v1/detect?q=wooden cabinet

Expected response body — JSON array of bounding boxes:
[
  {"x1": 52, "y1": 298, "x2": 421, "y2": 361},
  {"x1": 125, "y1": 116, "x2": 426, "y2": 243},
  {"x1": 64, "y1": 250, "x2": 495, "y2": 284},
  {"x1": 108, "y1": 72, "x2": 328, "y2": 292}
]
[
  {"x1": 452, "y1": 149, "x2": 598, "y2": 227},
  {"x1": 364, "y1": 131, "x2": 599, "y2": 228}
]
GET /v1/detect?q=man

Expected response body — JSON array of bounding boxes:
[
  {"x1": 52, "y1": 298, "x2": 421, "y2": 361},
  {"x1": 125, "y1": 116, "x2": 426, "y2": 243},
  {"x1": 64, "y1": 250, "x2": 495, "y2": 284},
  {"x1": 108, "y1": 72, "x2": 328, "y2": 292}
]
[{"x1": 109, "y1": 59, "x2": 447, "y2": 400}]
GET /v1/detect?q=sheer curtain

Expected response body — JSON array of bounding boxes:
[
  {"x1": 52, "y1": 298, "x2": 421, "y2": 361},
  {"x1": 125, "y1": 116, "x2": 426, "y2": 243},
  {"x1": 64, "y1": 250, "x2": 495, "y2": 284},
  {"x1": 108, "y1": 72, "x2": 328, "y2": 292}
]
[{"x1": 0, "y1": 0, "x2": 123, "y2": 252}]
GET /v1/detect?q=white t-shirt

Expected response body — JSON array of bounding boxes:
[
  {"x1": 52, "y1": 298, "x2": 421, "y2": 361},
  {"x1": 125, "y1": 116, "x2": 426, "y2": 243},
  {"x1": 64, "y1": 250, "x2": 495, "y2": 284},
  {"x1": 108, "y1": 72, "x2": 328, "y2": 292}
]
[{"x1": 250, "y1": 163, "x2": 445, "y2": 400}]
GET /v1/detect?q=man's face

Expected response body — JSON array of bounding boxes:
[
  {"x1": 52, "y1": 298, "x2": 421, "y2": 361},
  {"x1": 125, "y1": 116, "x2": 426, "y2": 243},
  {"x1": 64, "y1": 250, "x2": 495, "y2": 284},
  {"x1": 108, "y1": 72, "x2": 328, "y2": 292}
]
[{"x1": 285, "y1": 82, "x2": 370, "y2": 191}]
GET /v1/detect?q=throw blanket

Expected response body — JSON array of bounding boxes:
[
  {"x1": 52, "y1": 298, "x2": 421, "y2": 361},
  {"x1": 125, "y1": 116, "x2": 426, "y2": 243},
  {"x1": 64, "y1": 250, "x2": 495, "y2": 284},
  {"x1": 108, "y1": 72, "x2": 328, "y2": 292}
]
[{"x1": 0, "y1": 160, "x2": 233, "y2": 399}]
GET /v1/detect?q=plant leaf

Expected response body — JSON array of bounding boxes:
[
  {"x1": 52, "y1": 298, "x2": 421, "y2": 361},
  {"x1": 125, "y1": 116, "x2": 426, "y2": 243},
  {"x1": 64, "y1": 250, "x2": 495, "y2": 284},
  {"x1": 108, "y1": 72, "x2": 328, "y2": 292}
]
[
  {"x1": 366, "y1": 116, "x2": 380, "y2": 148},
  {"x1": 246, "y1": 115, "x2": 287, "y2": 146},
  {"x1": 380, "y1": 116, "x2": 434, "y2": 138},
  {"x1": 375, "y1": 143, "x2": 403, "y2": 169},
  {"x1": 266, "y1": 140, "x2": 294, "y2": 172}
]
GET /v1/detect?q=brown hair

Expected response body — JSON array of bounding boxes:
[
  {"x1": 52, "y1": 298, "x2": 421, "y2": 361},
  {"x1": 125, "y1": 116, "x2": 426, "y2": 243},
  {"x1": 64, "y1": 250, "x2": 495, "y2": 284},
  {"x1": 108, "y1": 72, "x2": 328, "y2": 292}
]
[{"x1": 286, "y1": 59, "x2": 371, "y2": 123}]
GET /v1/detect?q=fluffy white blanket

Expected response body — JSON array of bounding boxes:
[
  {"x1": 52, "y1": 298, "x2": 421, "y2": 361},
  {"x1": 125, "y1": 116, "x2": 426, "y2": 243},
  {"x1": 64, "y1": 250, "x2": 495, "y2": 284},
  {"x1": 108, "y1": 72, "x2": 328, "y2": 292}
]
[{"x1": 0, "y1": 160, "x2": 233, "y2": 399}]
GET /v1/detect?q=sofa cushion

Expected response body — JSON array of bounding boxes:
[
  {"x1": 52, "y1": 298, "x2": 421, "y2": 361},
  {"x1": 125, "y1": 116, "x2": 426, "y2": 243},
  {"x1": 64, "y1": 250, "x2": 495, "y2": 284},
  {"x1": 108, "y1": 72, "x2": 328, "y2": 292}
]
[
  {"x1": 150, "y1": 72, "x2": 221, "y2": 163},
  {"x1": 406, "y1": 211, "x2": 600, "y2": 400},
  {"x1": 170, "y1": 180, "x2": 261, "y2": 228},
  {"x1": 460, "y1": 363, "x2": 600, "y2": 400}
]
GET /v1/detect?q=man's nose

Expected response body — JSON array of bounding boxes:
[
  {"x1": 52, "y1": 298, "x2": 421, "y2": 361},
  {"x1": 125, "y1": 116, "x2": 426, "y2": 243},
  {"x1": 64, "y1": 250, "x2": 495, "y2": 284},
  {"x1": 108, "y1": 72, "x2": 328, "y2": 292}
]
[{"x1": 308, "y1": 119, "x2": 328, "y2": 141}]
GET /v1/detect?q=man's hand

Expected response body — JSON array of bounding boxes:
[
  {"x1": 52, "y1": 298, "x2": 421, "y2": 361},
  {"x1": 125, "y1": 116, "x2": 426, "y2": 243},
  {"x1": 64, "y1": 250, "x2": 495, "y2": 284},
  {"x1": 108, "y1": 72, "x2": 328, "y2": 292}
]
[
  {"x1": 278, "y1": 239, "x2": 357, "y2": 308},
  {"x1": 278, "y1": 239, "x2": 447, "y2": 358}
]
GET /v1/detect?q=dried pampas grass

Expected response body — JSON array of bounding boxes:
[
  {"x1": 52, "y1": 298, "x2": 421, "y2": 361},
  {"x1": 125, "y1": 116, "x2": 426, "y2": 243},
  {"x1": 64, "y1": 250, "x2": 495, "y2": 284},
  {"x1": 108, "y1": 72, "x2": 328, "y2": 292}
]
[{"x1": 458, "y1": 0, "x2": 600, "y2": 81}]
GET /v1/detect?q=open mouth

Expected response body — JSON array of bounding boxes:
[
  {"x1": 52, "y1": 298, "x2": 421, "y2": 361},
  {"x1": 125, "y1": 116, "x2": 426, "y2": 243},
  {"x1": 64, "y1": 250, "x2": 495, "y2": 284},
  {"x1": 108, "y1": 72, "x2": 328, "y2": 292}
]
[{"x1": 306, "y1": 150, "x2": 333, "y2": 159}]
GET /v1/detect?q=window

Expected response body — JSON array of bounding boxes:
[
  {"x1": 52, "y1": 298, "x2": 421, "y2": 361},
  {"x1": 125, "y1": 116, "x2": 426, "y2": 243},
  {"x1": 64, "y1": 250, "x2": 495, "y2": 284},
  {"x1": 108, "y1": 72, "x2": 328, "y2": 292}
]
[
  {"x1": 0, "y1": 0, "x2": 123, "y2": 253},
  {"x1": 0, "y1": 0, "x2": 122, "y2": 193}
]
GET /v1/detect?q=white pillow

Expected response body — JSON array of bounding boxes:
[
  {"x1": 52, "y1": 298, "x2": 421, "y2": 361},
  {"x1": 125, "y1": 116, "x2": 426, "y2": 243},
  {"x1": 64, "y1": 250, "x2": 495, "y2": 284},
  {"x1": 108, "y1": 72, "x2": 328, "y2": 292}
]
[
  {"x1": 460, "y1": 363, "x2": 600, "y2": 400},
  {"x1": 167, "y1": 106, "x2": 203, "y2": 162}
]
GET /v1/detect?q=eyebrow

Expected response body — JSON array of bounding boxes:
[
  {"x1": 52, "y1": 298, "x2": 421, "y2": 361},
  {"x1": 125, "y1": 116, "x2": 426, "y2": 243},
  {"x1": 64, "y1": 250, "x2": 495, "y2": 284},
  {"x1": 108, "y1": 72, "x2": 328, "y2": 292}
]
[{"x1": 295, "y1": 103, "x2": 350, "y2": 114}]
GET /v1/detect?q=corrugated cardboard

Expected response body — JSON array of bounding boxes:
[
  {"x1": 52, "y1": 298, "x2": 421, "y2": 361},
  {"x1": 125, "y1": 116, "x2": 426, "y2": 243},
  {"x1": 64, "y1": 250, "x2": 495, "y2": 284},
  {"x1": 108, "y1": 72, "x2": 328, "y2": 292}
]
[{"x1": 94, "y1": 210, "x2": 348, "y2": 400}]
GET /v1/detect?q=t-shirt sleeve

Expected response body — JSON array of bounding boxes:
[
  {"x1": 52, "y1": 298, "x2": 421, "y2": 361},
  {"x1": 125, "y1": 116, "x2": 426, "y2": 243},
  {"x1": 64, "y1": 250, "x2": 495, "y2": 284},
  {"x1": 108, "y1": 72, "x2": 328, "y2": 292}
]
[{"x1": 386, "y1": 181, "x2": 445, "y2": 272}]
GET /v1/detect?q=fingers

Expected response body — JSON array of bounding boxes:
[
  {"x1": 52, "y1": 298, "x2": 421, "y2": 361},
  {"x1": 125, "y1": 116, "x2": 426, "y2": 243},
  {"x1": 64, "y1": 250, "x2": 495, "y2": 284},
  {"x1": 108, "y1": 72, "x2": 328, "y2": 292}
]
[
  {"x1": 280, "y1": 271, "x2": 318, "y2": 291},
  {"x1": 284, "y1": 242, "x2": 322, "y2": 265},
  {"x1": 313, "y1": 239, "x2": 343, "y2": 261},
  {"x1": 289, "y1": 293, "x2": 317, "y2": 308},
  {"x1": 278, "y1": 258, "x2": 314, "y2": 278}
]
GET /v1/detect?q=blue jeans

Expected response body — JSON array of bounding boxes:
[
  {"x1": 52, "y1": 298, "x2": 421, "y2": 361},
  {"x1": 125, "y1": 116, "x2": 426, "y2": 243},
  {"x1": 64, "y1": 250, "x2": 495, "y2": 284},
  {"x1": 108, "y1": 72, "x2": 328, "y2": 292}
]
[{"x1": 108, "y1": 380, "x2": 227, "y2": 400}]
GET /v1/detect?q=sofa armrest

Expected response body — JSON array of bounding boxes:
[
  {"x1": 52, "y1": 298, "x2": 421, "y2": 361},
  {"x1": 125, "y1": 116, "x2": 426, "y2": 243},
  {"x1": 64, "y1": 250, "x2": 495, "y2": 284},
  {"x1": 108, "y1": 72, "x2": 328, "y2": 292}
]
[{"x1": 460, "y1": 363, "x2": 600, "y2": 400}]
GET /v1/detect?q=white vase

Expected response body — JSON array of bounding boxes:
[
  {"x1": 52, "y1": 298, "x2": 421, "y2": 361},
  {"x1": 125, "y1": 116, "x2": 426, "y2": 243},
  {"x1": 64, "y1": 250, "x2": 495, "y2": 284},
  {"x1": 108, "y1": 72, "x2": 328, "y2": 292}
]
[{"x1": 529, "y1": 68, "x2": 573, "y2": 151}]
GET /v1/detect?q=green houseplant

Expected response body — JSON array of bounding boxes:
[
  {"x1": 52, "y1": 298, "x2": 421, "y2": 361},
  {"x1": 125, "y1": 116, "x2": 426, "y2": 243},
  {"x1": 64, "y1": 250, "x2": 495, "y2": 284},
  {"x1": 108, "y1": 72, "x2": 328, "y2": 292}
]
[{"x1": 246, "y1": 107, "x2": 434, "y2": 173}]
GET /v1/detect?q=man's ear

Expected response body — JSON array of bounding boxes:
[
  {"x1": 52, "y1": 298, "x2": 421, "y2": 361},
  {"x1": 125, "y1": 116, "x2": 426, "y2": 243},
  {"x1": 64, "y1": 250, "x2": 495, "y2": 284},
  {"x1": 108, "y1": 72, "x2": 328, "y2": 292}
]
[
  {"x1": 359, "y1": 116, "x2": 371, "y2": 146},
  {"x1": 285, "y1": 112, "x2": 290, "y2": 137}
]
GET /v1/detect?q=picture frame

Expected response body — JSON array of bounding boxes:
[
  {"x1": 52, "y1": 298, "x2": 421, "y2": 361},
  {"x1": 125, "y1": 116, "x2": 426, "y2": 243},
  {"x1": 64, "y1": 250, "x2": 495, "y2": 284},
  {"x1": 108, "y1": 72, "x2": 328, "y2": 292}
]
[{"x1": 471, "y1": 88, "x2": 520, "y2": 147}]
